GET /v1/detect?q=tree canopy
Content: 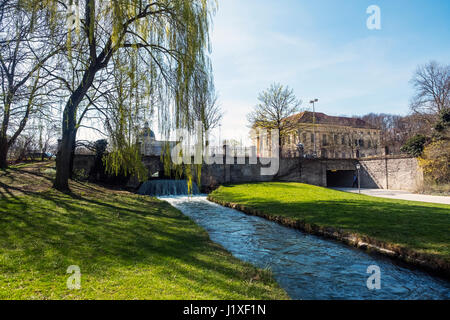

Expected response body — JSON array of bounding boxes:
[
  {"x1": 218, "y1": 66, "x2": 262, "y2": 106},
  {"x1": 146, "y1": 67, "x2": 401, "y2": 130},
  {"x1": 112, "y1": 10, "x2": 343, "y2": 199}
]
[
  {"x1": 410, "y1": 61, "x2": 449, "y2": 117},
  {"x1": 247, "y1": 83, "x2": 302, "y2": 157},
  {"x1": 0, "y1": 0, "x2": 64, "y2": 168},
  {"x1": 2, "y1": 0, "x2": 217, "y2": 190}
]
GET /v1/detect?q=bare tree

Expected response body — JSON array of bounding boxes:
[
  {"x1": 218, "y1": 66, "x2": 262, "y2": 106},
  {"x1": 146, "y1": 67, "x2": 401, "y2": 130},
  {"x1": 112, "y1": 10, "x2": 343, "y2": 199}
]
[
  {"x1": 192, "y1": 77, "x2": 223, "y2": 146},
  {"x1": 247, "y1": 83, "x2": 302, "y2": 158},
  {"x1": 36, "y1": 118, "x2": 59, "y2": 161},
  {"x1": 410, "y1": 61, "x2": 450, "y2": 118},
  {"x1": 0, "y1": 1, "x2": 63, "y2": 168},
  {"x1": 361, "y1": 113, "x2": 433, "y2": 155},
  {"x1": 8, "y1": 133, "x2": 34, "y2": 163}
]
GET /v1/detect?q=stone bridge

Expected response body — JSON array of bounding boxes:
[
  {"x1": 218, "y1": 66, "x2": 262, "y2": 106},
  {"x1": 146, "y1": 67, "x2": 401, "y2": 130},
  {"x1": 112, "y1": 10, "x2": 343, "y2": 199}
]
[{"x1": 73, "y1": 154, "x2": 423, "y2": 192}]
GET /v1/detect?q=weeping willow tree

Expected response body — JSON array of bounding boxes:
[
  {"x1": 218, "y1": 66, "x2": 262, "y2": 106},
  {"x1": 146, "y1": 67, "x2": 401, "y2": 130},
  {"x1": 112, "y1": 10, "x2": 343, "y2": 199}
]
[
  {"x1": 29, "y1": 0, "x2": 217, "y2": 191},
  {"x1": 102, "y1": 51, "x2": 149, "y2": 182}
]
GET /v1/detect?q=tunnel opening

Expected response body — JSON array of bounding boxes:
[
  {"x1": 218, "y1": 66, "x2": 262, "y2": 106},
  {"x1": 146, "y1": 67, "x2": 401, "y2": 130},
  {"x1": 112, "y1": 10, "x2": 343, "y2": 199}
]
[{"x1": 326, "y1": 170, "x2": 356, "y2": 188}]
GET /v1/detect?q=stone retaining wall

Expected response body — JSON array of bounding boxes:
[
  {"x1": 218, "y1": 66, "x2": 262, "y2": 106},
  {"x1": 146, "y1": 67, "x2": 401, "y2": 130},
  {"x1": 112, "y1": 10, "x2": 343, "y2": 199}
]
[
  {"x1": 359, "y1": 157, "x2": 424, "y2": 191},
  {"x1": 72, "y1": 154, "x2": 423, "y2": 192}
]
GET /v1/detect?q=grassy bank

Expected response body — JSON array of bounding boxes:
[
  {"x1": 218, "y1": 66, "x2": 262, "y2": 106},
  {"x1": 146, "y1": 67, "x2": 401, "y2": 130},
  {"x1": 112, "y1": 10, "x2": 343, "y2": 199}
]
[
  {"x1": 0, "y1": 163, "x2": 288, "y2": 299},
  {"x1": 209, "y1": 183, "x2": 450, "y2": 267}
]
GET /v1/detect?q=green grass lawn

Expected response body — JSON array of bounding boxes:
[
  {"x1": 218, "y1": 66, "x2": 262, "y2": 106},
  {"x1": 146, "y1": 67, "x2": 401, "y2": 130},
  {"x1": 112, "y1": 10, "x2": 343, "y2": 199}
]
[
  {"x1": 209, "y1": 182, "x2": 450, "y2": 263},
  {"x1": 0, "y1": 164, "x2": 288, "y2": 299}
]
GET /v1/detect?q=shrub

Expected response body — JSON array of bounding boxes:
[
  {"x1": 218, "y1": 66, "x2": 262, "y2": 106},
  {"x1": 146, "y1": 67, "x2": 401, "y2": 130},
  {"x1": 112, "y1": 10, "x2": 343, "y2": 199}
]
[
  {"x1": 401, "y1": 135, "x2": 428, "y2": 157},
  {"x1": 418, "y1": 140, "x2": 450, "y2": 184},
  {"x1": 89, "y1": 139, "x2": 108, "y2": 181},
  {"x1": 434, "y1": 108, "x2": 450, "y2": 135},
  {"x1": 73, "y1": 168, "x2": 89, "y2": 182}
]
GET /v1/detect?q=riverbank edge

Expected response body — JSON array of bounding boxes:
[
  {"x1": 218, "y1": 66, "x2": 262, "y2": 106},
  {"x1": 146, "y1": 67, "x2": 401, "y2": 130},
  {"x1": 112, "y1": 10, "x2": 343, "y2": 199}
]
[{"x1": 207, "y1": 196, "x2": 450, "y2": 280}]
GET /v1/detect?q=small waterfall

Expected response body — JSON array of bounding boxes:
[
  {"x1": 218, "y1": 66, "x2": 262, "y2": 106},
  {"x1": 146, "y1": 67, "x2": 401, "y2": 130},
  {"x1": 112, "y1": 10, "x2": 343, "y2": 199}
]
[{"x1": 137, "y1": 179, "x2": 200, "y2": 196}]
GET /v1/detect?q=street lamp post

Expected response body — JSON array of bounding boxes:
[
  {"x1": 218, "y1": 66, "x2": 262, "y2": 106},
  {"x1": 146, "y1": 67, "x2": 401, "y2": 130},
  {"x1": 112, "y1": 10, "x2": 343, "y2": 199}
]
[
  {"x1": 296, "y1": 142, "x2": 304, "y2": 177},
  {"x1": 356, "y1": 163, "x2": 361, "y2": 194},
  {"x1": 309, "y1": 99, "x2": 318, "y2": 157}
]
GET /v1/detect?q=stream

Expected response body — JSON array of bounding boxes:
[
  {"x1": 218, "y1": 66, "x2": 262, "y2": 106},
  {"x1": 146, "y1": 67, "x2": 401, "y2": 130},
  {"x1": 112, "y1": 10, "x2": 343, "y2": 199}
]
[{"x1": 159, "y1": 195, "x2": 450, "y2": 300}]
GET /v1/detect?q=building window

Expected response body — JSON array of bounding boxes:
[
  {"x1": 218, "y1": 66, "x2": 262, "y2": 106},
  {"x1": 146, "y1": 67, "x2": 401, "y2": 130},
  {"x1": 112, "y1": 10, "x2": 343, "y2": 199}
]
[
  {"x1": 342, "y1": 152, "x2": 346, "y2": 158},
  {"x1": 368, "y1": 140, "x2": 371, "y2": 148},
  {"x1": 302, "y1": 133, "x2": 307, "y2": 142},
  {"x1": 311, "y1": 133, "x2": 314, "y2": 143},
  {"x1": 322, "y1": 134, "x2": 327, "y2": 146},
  {"x1": 341, "y1": 136, "x2": 345, "y2": 145},
  {"x1": 359, "y1": 139, "x2": 364, "y2": 147}
]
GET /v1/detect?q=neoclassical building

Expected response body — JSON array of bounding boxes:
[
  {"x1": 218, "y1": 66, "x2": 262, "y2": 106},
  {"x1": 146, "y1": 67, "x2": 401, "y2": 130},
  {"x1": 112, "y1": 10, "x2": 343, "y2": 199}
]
[{"x1": 253, "y1": 111, "x2": 383, "y2": 159}]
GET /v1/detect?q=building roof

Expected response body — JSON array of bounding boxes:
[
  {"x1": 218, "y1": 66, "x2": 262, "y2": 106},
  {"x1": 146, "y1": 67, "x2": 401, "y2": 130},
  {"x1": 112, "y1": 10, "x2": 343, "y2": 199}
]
[{"x1": 284, "y1": 111, "x2": 378, "y2": 130}]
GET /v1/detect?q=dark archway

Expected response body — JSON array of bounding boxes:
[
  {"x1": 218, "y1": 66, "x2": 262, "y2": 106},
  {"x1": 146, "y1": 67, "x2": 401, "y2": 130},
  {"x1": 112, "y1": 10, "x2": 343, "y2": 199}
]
[{"x1": 326, "y1": 170, "x2": 355, "y2": 187}]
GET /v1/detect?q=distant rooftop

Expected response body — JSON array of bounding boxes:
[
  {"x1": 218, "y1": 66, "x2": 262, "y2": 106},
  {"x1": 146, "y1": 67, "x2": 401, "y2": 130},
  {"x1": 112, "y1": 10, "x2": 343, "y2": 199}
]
[{"x1": 284, "y1": 111, "x2": 378, "y2": 130}]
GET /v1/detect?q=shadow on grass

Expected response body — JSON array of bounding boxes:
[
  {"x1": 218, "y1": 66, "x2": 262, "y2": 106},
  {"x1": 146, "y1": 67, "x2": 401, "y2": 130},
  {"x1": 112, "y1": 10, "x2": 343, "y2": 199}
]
[
  {"x1": 0, "y1": 180, "x2": 280, "y2": 299},
  {"x1": 0, "y1": 162, "x2": 54, "y2": 198}
]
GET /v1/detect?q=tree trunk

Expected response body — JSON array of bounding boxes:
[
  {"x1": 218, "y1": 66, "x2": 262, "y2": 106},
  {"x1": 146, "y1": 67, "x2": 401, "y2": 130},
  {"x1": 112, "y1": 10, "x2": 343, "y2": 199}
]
[
  {"x1": 278, "y1": 134, "x2": 282, "y2": 160},
  {"x1": 69, "y1": 133, "x2": 76, "y2": 178},
  {"x1": 54, "y1": 94, "x2": 80, "y2": 191},
  {"x1": 54, "y1": 66, "x2": 97, "y2": 192},
  {"x1": 0, "y1": 137, "x2": 8, "y2": 169},
  {"x1": 54, "y1": 125, "x2": 76, "y2": 192}
]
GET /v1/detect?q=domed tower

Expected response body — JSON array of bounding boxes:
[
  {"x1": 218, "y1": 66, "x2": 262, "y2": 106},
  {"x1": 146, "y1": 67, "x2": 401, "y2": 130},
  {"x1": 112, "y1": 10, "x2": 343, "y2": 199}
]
[{"x1": 140, "y1": 121, "x2": 156, "y2": 155}]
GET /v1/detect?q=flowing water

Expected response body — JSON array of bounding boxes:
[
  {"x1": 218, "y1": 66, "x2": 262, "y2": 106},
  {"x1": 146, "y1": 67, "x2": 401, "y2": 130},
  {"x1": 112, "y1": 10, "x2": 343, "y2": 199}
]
[
  {"x1": 159, "y1": 195, "x2": 450, "y2": 300},
  {"x1": 138, "y1": 180, "x2": 199, "y2": 196}
]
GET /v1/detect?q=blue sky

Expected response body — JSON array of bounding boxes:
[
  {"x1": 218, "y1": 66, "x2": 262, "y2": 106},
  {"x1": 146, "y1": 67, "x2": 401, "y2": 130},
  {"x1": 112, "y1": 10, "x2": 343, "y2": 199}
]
[{"x1": 209, "y1": 0, "x2": 450, "y2": 144}]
